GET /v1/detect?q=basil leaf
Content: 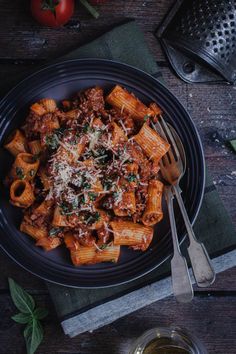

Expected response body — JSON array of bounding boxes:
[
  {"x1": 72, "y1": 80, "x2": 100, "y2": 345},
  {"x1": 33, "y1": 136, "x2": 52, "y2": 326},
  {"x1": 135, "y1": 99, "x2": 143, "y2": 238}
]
[
  {"x1": 8, "y1": 278, "x2": 35, "y2": 314},
  {"x1": 33, "y1": 307, "x2": 48, "y2": 320},
  {"x1": 11, "y1": 312, "x2": 32, "y2": 324},
  {"x1": 24, "y1": 319, "x2": 43, "y2": 354}
]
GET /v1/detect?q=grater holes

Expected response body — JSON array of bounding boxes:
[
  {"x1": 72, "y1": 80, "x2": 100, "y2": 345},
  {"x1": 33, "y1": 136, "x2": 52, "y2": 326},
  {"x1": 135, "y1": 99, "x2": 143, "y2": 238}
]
[{"x1": 167, "y1": 0, "x2": 236, "y2": 70}]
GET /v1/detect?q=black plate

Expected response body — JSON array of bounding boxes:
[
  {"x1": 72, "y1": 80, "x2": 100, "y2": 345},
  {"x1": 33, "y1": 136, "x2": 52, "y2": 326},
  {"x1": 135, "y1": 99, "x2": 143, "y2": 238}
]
[{"x1": 0, "y1": 59, "x2": 205, "y2": 288}]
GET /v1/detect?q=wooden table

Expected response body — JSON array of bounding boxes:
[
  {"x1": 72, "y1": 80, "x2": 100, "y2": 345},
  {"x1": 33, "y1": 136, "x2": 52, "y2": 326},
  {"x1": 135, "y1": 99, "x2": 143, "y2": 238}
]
[{"x1": 0, "y1": 1, "x2": 235, "y2": 353}]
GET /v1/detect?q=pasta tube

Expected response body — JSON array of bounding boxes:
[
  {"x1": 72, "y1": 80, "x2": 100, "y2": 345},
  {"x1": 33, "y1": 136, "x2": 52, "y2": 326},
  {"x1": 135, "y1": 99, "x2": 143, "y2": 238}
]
[
  {"x1": 20, "y1": 221, "x2": 48, "y2": 240},
  {"x1": 87, "y1": 210, "x2": 110, "y2": 230},
  {"x1": 11, "y1": 153, "x2": 40, "y2": 181},
  {"x1": 10, "y1": 180, "x2": 35, "y2": 208},
  {"x1": 52, "y1": 206, "x2": 69, "y2": 227},
  {"x1": 142, "y1": 180, "x2": 164, "y2": 226},
  {"x1": 111, "y1": 122, "x2": 128, "y2": 146},
  {"x1": 4, "y1": 129, "x2": 28, "y2": 156},
  {"x1": 111, "y1": 220, "x2": 153, "y2": 251},
  {"x1": 30, "y1": 102, "x2": 47, "y2": 116},
  {"x1": 39, "y1": 98, "x2": 57, "y2": 113},
  {"x1": 28, "y1": 140, "x2": 42, "y2": 156},
  {"x1": 113, "y1": 190, "x2": 136, "y2": 216},
  {"x1": 64, "y1": 234, "x2": 120, "y2": 265},
  {"x1": 36, "y1": 236, "x2": 62, "y2": 251},
  {"x1": 38, "y1": 167, "x2": 51, "y2": 191},
  {"x1": 134, "y1": 123, "x2": 170, "y2": 160},
  {"x1": 106, "y1": 85, "x2": 155, "y2": 120}
]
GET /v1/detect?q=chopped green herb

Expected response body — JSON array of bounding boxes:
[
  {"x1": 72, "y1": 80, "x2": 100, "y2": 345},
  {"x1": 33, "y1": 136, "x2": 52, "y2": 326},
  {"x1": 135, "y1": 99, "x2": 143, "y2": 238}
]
[
  {"x1": 85, "y1": 211, "x2": 100, "y2": 225},
  {"x1": 16, "y1": 167, "x2": 25, "y2": 180},
  {"x1": 49, "y1": 227, "x2": 61, "y2": 237},
  {"x1": 88, "y1": 192, "x2": 97, "y2": 201},
  {"x1": 45, "y1": 134, "x2": 59, "y2": 150},
  {"x1": 59, "y1": 202, "x2": 73, "y2": 215},
  {"x1": 79, "y1": 195, "x2": 85, "y2": 204},
  {"x1": 83, "y1": 182, "x2": 91, "y2": 189},
  {"x1": 127, "y1": 174, "x2": 137, "y2": 182},
  {"x1": 82, "y1": 123, "x2": 90, "y2": 133},
  {"x1": 143, "y1": 114, "x2": 150, "y2": 122},
  {"x1": 100, "y1": 244, "x2": 108, "y2": 250},
  {"x1": 71, "y1": 200, "x2": 78, "y2": 210},
  {"x1": 55, "y1": 127, "x2": 66, "y2": 137},
  {"x1": 113, "y1": 191, "x2": 119, "y2": 200}
]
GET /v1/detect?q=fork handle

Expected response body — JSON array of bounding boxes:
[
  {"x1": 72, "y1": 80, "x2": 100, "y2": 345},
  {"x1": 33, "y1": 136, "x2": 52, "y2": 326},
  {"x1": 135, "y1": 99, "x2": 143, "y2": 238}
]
[
  {"x1": 165, "y1": 187, "x2": 193, "y2": 303},
  {"x1": 173, "y1": 185, "x2": 216, "y2": 288}
]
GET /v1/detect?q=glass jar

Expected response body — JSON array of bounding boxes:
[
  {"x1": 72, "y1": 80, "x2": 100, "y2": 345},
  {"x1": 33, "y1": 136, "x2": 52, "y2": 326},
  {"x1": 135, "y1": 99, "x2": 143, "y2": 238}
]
[{"x1": 129, "y1": 327, "x2": 208, "y2": 354}]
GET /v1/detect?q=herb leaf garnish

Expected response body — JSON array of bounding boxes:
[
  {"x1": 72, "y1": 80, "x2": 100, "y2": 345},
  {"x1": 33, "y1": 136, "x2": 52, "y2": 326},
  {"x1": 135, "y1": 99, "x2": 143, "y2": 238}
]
[
  {"x1": 16, "y1": 167, "x2": 25, "y2": 180},
  {"x1": 8, "y1": 278, "x2": 48, "y2": 354},
  {"x1": 24, "y1": 319, "x2": 43, "y2": 354},
  {"x1": 8, "y1": 278, "x2": 35, "y2": 314}
]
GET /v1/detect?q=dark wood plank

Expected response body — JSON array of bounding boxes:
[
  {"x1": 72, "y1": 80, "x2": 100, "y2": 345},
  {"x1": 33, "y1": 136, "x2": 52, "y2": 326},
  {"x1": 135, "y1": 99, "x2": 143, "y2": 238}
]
[
  {"x1": 0, "y1": 0, "x2": 174, "y2": 61},
  {"x1": 0, "y1": 292, "x2": 236, "y2": 354}
]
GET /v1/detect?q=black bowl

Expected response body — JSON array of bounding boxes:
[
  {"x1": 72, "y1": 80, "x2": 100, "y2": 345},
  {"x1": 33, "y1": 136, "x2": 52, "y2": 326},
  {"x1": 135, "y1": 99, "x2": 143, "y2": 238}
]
[{"x1": 0, "y1": 59, "x2": 205, "y2": 288}]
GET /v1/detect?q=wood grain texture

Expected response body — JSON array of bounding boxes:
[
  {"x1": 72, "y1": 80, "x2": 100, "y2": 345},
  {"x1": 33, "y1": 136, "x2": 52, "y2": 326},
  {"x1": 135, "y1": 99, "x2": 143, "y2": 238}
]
[
  {"x1": 0, "y1": 291, "x2": 236, "y2": 354},
  {"x1": 0, "y1": 0, "x2": 235, "y2": 353}
]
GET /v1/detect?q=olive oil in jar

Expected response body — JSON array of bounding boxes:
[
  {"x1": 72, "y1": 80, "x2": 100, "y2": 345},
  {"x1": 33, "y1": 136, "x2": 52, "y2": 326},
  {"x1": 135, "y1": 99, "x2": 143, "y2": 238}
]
[
  {"x1": 143, "y1": 337, "x2": 190, "y2": 354},
  {"x1": 130, "y1": 327, "x2": 207, "y2": 354}
]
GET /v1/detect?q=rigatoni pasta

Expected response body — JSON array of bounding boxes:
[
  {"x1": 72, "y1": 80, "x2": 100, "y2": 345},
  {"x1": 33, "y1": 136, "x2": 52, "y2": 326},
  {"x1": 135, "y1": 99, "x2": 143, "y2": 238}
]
[
  {"x1": 4, "y1": 129, "x2": 28, "y2": 156},
  {"x1": 111, "y1": 220, "x2": 153, "y2": 251},
  {"x1": 142, "y1": 180, "x2": 164, "y2": 226},
  {"x1": 134, "y1": 123, "x2": 170, "y2": 160},
  {"x1": 106, "y1": 85, "x2": 160, "y2": 120},
  {"x1": 3, "y1": 85, "x2": 170, "y2": 267}
]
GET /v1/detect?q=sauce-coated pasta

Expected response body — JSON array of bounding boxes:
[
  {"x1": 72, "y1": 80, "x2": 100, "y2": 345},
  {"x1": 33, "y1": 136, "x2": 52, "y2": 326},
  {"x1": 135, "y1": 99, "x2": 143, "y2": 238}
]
[{"x1": 3, "y1": 86, "x2": 170, "y2": 266}]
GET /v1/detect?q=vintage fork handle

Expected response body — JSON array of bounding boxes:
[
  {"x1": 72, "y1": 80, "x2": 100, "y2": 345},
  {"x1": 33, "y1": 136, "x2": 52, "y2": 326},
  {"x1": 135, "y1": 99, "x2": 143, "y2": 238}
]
[
  {"x1": 165, "y1": 187, "x2": 193, "y2": 303},
  {"x1": 173, "y1": 184, "x2": 216, "y2": 288}
]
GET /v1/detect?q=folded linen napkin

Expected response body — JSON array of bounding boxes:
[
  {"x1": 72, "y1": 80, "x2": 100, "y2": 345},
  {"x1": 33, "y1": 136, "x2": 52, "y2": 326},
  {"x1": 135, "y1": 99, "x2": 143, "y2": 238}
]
[{"x1": 43, "y1": 21, "x2": 236, "y2": 337}]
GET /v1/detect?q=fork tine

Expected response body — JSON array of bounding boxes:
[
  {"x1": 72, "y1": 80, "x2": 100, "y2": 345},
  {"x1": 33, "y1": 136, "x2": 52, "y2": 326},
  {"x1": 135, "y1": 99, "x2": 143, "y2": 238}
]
[
  {"x1": 159, "y1": 115, "x2": 180, "y2": 160},
  {"x1": 162, "y1": 153, "x2": 169, "y2": 166},
  {"x1": 168, "y1": 149, "x2": 175, "y2": 162},
  {"x1": 151, "y1": 120, "x2": 168, "y2": 141}
]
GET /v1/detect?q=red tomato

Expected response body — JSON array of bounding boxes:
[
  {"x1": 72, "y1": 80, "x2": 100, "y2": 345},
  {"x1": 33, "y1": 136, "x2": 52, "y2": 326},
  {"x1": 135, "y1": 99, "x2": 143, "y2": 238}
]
[{"x1": 31, "y1": 0, "x2": 74, "y2": 28}]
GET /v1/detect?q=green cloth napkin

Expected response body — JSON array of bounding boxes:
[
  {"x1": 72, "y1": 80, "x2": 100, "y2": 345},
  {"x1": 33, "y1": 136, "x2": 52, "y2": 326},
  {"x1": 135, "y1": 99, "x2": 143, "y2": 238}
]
[{"x1": 46, "y1": 21, "x2": 236, "y2": 323}]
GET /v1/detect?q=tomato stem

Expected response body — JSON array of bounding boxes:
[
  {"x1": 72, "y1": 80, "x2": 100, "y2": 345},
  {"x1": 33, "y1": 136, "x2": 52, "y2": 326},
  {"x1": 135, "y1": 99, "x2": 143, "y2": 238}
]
[
  {"x1": 80, "y1": 0, "x2": 100, "y2": 19},
  {"x1": 41, "y1": 0, "x2": 60, "y2": 17}
]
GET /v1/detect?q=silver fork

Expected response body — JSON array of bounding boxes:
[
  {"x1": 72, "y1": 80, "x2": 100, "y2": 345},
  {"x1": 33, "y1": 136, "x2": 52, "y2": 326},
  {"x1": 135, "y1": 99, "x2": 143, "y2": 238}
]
[
  {"x1": 165, "y1": 185, "x2": 194, "y2": 302},
  {"x1": 152, "y1": 116, "x2": 216, "y2": 288}
]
